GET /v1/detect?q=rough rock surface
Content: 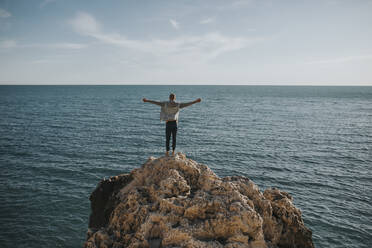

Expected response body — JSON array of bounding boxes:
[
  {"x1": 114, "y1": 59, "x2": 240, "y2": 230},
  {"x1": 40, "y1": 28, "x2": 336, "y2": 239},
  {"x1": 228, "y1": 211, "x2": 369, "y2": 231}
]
[{"x1": 84, "y1": 153, "x2": 314, "y2": 248}]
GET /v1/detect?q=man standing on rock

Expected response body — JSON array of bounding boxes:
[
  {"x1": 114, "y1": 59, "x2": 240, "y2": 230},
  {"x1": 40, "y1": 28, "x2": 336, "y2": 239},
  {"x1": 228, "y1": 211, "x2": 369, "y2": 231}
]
[{"x1": 143, "y1": 93, "x2": 201, "y2": 156}]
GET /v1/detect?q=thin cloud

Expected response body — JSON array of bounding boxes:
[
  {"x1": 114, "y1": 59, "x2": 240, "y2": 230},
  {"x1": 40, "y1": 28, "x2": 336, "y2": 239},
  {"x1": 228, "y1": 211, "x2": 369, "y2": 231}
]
[
  {"x1": 216, "y1": 0, "x2": 254, "y2": 10},
  {"x1": 0, "y1": 8, "x2": 11, "y2": 18},
  {"x1": 39, "y1": 42, "x2": 87, "y2": 49},
  {"x1": 232, "y1": 0, "x2": 254, "y2": 7},
  {"x1": 200, "y1": 17, "x2": 215, "y2": 24},
  {"x1": 40, "y1": 0, "x2": 57, "y2": 8},
  {"x1": 31, "y1": 59, "x2": 53, "y2": 64},
  {"x1": 169, "y1": 19, "x2": 180, "y2": 29},
  {"x1": 0, "y1": 40, "x2": 86, "y2": 49},
  {"x1": 69, "y1": 12, "x2": 262, "y2": 62},
  {"x1": 306, "y1": 55, "x2": 372, "y2": 65},
  {"x1": 69, "y1": 11, "x2": 101, "y2": 35},
  {"x1": 0, "y1": 40, "x2": 16, "y2": 48}
]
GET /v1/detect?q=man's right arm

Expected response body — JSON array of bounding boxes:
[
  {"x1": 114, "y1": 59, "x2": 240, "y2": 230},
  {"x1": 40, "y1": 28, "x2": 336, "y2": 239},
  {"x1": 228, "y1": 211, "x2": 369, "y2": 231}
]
[{"x1": 143, "y1": 98, "x2": 163, "y2": 106}]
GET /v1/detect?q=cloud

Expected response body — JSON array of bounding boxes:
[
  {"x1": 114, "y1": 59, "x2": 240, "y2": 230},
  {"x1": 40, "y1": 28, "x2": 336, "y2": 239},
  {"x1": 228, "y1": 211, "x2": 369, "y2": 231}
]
[
  {"x1": 232, "y1": 0, "x2": 254, "y2": 7},
  {"x1": 39, "y1": 42, "x2": 87, "y2": 49},
  {"x1": 69, "y1": 11, "x2": 101, "y2": 35},
  {"x1": 0, "y1": 39, "x2": 86, "y2": 50},
  {"x1": 40, "y1": 0, "x2": 57, "y2": 8},
  {"x1": 200, "y1": 17, "x2": 215, "y2": 24},
  {"x1": 305, "y1": 55, "x2": 372, "y2": 65},
  {"x1": 31, "y1": 59, "x2": 53, "y2": 64},
  {"x1": 0, "y1": 40, "x2": 16, "y2": 48},
  {"x1": 69, "y1": 12, "x2": 262, "y2": 62},
  {"x1": 215, "y1": 0, "x2": 254, "y2": 10},
  {"x1": 0, "y1": 8, "x2": 11, "y2": 18},
  {"x1": 169, "y1": 19, "x2": 180, "y2": 29}
]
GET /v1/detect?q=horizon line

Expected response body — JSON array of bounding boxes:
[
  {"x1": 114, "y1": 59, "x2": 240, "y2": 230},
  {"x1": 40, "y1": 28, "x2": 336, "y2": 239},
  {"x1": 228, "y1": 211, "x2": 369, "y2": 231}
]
[{"x1": 0, "y1": 83, "x2": 371, "y2": 86}]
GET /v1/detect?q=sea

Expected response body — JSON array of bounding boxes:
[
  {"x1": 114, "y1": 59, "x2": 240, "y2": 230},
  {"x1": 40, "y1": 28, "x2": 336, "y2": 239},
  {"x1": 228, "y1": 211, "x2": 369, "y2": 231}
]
[{"x1": 0, "y1": 85, "x2": 371, "y2": 248}]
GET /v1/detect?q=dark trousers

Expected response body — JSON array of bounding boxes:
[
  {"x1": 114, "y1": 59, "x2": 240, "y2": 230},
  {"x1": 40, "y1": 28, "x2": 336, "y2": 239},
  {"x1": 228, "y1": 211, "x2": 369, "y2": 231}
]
[{"x1": 165, "y1": 121, "x2": 177, "y2": 151}]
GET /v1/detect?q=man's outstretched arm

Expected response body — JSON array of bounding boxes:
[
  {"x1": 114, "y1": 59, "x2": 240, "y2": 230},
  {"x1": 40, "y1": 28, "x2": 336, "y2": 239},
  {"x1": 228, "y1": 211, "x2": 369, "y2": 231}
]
[
  {"x1": 143, "y1": 98, "x2": 163, "y2": 106},
  {"x1": 180, "y1": 98, "x2": 201, "y2": 109}
]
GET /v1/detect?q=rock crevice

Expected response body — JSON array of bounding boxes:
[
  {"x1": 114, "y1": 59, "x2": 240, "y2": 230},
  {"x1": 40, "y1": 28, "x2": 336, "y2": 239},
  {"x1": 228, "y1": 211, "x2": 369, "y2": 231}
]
[{"x1": 84, "y1": 153, "x2": 314, "y2": 248}]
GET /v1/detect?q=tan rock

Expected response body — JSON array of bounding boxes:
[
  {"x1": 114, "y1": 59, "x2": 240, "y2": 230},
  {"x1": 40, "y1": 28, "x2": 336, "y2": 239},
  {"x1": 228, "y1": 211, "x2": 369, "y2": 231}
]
[{"x1": 84, "y1": 153, "x2": 314, "y2": 248}]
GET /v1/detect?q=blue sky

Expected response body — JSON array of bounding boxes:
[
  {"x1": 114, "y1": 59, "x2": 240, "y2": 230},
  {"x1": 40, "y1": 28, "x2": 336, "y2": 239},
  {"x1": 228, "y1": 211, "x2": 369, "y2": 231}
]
[{"x1": 0, "y1": 0, "x2": 371, "y2": 85}]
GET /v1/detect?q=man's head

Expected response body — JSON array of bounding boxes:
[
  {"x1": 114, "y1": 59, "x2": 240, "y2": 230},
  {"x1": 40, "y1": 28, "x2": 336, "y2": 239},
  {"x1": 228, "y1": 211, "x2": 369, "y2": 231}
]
[{"x1": 169, "y1": 93, "x2": 176, "y2": 101}]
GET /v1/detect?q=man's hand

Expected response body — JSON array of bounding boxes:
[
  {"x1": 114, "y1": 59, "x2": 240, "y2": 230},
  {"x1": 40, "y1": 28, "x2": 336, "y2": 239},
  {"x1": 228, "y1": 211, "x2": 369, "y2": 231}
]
[
  {"x1": 143, "y1": 98, "x2": 148, "y2": 102},
  {"x1": 196, "y1": 98, "x2": 201, "y2": 103}
]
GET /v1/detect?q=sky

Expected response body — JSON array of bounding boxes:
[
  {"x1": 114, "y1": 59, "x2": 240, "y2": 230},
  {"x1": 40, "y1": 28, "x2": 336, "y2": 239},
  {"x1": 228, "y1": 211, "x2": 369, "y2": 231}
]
[{"x1": 0, "y1": 0, "x2": 372, "y2": 85}]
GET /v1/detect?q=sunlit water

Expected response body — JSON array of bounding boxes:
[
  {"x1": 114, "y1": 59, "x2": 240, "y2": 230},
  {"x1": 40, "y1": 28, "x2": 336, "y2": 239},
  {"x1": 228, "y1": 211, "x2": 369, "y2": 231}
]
[{"x1": 0, "y1": 85, "x2": 371, "y2": 248}]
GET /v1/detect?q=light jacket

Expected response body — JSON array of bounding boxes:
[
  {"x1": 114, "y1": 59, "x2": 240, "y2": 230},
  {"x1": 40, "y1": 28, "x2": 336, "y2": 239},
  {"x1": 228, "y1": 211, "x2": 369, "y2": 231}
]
[{"x1": 157, "y1": 100, "x2": 195, "y2": 121}]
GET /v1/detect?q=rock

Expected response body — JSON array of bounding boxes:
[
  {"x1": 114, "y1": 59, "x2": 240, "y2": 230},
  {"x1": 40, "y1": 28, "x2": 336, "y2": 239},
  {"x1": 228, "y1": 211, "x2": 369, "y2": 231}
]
[{"x1": 84, "y1": 153, "x2": 314, "y2": 248}]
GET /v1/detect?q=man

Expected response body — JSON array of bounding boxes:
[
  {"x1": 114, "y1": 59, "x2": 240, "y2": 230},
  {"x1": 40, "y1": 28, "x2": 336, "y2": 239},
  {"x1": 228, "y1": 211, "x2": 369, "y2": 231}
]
[{"x1": 143, "y1": 93, "x2": 201, "y2": 156}]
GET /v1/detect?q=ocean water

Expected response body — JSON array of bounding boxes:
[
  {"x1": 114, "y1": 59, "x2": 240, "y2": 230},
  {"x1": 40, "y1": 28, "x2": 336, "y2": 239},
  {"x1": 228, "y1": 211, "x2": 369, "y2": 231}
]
[{"x1": 0, "y1": 85, "x2": 371, "y2": 248}]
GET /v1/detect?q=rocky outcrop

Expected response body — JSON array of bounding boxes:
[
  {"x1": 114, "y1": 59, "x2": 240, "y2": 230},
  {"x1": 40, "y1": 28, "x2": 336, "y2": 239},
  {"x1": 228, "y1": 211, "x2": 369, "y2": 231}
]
[{"x1": 84, "y1": 153, "x2": 314, "y2": 248}]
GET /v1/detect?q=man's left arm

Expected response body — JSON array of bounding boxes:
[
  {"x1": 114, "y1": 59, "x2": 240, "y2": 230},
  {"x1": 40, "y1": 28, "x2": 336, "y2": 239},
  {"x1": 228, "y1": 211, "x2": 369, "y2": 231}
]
[{"x1": 179, "y1": 98, "x2": 201, "y2": 109}]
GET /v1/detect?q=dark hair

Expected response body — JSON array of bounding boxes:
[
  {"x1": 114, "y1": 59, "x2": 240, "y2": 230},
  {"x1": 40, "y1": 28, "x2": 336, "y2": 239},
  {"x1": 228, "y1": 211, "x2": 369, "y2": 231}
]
[{"x1": 169, "y1": 93, "x2": 175, "y2": 100}]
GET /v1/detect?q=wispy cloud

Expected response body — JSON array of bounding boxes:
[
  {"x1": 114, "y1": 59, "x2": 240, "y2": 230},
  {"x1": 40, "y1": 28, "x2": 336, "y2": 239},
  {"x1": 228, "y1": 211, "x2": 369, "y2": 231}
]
[
  {"x1": 0, "y1": 40, "x2": 16, "y2": 48},
  {"x1": 306, "y1": 55, "x2": 372, "y2": 65},
  {"x1": 40, "y1": 0, "x2": 57, "y2": 8},
  {"x1": 215, "y1": 0, "x2": 254, "y2": 10},
  {"x1": 200, "y1": 17, "x2": 215, "y2": 24},
  {"x1": 232, "y1": 0, "x2": 254, "y2": 8},
  {"x1": 0, "y1": 8, "x2": 11, "y2": 18},
  {"x1": 169, "y1": 19, "x2": 180, "y2": 29},
  {"x1": 69, "y1": 11, "x2": 101, "y2": 35},
  {"x1": 69, "y1": 12, "x2": 262, "y2": 62},
  {"x1": 37, "y1": 42, "x2": 87, "y2": 49},
  {"x1": 31, "y1": 59, "x2": 53, "y2": 64},
  {"x1": 0, "y1": 39, "x2": 86, "y2": 50}
]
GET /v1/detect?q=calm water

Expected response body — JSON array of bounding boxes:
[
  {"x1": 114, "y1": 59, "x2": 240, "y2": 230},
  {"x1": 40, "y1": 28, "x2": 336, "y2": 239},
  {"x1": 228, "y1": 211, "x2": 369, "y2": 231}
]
[{"x1": 0, "y1": 85, "x2": 371, "y2": 248}]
